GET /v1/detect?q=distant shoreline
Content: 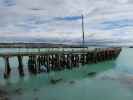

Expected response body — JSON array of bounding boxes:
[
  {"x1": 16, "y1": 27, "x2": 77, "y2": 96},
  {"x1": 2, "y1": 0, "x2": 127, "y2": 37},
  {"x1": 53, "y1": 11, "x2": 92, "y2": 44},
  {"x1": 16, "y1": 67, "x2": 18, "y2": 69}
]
[
  {"x1": 0, "y1": 43, "x2": 84, "y2": 48},
  {"x1": 0, "y1": 43, "x2": 125, "y2": 48}
]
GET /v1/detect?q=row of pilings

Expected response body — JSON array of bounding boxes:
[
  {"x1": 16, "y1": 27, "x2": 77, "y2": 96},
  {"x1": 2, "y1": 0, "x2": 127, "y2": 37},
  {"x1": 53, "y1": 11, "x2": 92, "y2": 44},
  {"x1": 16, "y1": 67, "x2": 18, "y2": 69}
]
[{"x1": 3, "y1": 48, "x2": 121, "y2": 79}]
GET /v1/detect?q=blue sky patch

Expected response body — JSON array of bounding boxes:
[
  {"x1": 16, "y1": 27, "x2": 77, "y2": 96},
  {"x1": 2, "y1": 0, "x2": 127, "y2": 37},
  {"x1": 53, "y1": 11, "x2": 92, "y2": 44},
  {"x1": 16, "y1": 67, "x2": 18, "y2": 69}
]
[
  {"x1": 24, "y1": 15, "x2": 53, "y2": 25},
  {"x1": 54, "y1": 15, "x2": 82, "y2": 21},
  {"x1": 3, "y1": 0, "x2": 16, "y2": 7},
  {"x1": 99, "y1": 19, "x2": 133, "y2": 30},
  {"x1": 16, "y1": 24, "x2": 37, "y2": 32}
]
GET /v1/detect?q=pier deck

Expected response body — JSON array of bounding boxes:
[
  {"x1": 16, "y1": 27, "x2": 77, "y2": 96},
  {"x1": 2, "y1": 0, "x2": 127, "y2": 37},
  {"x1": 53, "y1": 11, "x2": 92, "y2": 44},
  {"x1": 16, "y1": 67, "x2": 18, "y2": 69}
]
[
  {"x1": 0, "y1": 48, "x2": 106, "y2": 56},
  {"x1": 0, "y1": 43, "x2": 85, "y2": 48},
  {"x1": 0, "y1": 47, "x2": 121, "y2": 79}
]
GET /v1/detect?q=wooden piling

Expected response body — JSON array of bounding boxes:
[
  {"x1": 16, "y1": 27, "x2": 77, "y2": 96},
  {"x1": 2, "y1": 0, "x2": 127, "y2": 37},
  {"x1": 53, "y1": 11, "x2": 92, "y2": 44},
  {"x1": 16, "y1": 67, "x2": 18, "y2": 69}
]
[
  {"x1": 67, "y1": 54, "x2": 72, "y2": 69},
  {"x1": 37, "y1": 56, "x2": 41, "y2": 73},
  {"x1": 28, "y1": 56, "x2": 37, "y2": 74},
  {"x1": 18, "y1": 55, "x2": 24, "y2": 77},
  {"x1": 46, "y1": 55, "x2": 50, "y2": 72},
  {"x1": 4, "y1": 56, "x2": 11, "y2": 79},
  {"x1": 58, "y1": 54, "x2": 62, "y2": 70},
  {"x1": 80, "y1": 54, "x2": 85, "y2": 65},
  {"x1": 32, "y1": 56, "x2": 37, "y2": 74}
]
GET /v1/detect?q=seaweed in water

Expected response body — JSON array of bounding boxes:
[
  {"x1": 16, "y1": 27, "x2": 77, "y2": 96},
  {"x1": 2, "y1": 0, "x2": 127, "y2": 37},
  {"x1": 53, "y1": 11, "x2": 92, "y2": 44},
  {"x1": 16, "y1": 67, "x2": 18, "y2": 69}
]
[
  {"x1": 0, "y1": 89, "x2": 9, "y2": 100},
  {"x1": 69, "y1": 80, "x2": 76, "y2": 84},
  {"x1": 50, "y1": 78, "x2": 63, "y2": 84},
  {"x1": 13, "y1": 88, "x2": 23, "y2": 95},
  {"x1": 87, "y1": 72, "x2": 97, "y2": 77}
]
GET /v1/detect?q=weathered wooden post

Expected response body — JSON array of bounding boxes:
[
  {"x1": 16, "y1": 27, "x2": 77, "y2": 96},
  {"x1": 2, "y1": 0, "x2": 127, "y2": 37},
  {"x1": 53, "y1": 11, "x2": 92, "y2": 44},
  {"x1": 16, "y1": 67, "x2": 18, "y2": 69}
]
[
  {"x1": 52, "y1": 54, "x2": 56, "y2": 71},
  {"x1": 66, "y1": 54, "x2": 69, "y2": 69},
  {"x1": 78, "y1": 54, "x2": 81, "y2": 65},
  {"x1": 46, "y1": 55, "x2": 50, "y2": 72},
  {"x1": 54, "y1": 54, "x2": 59, "y2": 71},
  {"x1": 63, "y1": 54, "x2": 66, "y2": 69},
  {"x1": 28, "y1": 56, "x2": 37, "y2": 74},
  {"x1": 58, "y1": 54, "x2": 61, "y2": 70},
  {"x1": 41, "y1": 56, "x2": 45, "y2": 65},
  {"x1": 81, "y1": 52, "x2": 87, "y2": 65},
  {"x1": 94, "y1": 49, "x2": 98, "y2": 63},
  {"x1": 67, "y1": 54, "x2": 72, "y2": 69},
  {"x1": 84, "y1": 53, "x2": 87, "y2": 64},
  {"x1": 73, "y1": 54, "x2": 79, "y2": 67},
  {"x1": 71, "y1": 54, "x2": 74, "y2": 67},
  {"x1": 101, "y1": 51, "x2": 104, "y2": 61},
  {"x1": 28, "y1": 56, "x2": 32, "y2": 74},
  {"x1": 59, "y1": 54, "x2": 63, "y2": 70},
  {"x1": 74, "y1": 54, "x2": 77, "y2": 67},
  {"x1": 97, "y1": 52, "x2": 101, "y2": 62},
  {"x1": 103, "y1": 50, "x2": 106, "y2": 60},
  {"x1": 60, "y1": 54, "x2": 65, "y2": 70},
  {"x1": 51, "y1": 54, "x2": 53, "y2": 70},
  {"x1": 18, "y1": 55, "x2": 24, "y2": 77},
  {"x1": 78, "y1": 54, "x2": 81, "y2": 66},
  {"x1": 49, "y1": 55, "x2": 53, "y2": 71},
  {"x1": 106, "y1": 50, "x2": 110, "y2": 60},
  {"x1": 62, "y1": 54, "x2": 67, "y2": 69},
  {"x1": 75, "y1": 54, "x2": 78, "y2": 67},
  {"x1": 4, "y1": 56, "x2": 11, "y2": 79},
  {"x1": 32, "y1": 56, "x2": 37, "y2": 74},
  {"x1": 37, "y1": 55, "x2": 41, "y2": 73},
  {"x1": 86, "y1": 52, "x2": 90, "y2": 64}
]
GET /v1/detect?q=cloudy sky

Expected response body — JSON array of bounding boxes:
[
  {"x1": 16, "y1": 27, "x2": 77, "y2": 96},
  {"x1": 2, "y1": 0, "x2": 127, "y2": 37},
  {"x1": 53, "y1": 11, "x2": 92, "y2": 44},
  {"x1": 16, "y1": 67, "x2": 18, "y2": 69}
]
[{"x1": 0, "y1": 0, "x2": 133, "y2": 42}]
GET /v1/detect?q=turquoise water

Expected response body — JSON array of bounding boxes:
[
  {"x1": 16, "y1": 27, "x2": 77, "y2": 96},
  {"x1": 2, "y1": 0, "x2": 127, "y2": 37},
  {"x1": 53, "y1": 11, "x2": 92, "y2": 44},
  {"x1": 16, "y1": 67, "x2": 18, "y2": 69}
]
[{"x1": 1, "y1": 48, "x2": 133, "y2": 100}]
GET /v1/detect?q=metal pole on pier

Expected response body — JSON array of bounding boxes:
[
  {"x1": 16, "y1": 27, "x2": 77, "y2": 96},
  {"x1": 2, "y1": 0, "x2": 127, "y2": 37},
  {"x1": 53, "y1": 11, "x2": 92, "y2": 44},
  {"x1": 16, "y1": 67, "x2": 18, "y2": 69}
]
[
  {"x1": 81, "y1": 14, "x2": 85, "y2": 48},
  {"x1": 81, "y1": 14, "x2": 86, "y2": 64}
]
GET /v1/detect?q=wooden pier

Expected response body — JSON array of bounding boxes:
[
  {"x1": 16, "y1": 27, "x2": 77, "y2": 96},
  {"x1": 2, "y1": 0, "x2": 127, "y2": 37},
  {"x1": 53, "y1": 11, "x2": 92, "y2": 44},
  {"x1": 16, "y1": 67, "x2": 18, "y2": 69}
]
[{"x1": 0, "y1": 47, "x2": 121, "y2": 79}]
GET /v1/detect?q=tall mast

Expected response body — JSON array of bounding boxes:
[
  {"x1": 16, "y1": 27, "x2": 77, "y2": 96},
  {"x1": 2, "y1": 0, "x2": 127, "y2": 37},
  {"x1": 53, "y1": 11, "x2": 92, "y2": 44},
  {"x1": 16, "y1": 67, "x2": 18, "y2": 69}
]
[{"x1": 81, "y1": 14, "x2": 85, "y2": 48}]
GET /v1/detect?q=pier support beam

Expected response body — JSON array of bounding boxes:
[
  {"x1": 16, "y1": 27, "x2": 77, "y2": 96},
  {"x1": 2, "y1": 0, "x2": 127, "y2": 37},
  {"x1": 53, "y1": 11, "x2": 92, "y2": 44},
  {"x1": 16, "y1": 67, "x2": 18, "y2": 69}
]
[
  {"x1": 4, "y1": 56, "x2": 11, "y2": 79},
  {"x1": 81, "y1": 54, "x2": 86, "y2": 65},
  {"x1": 18, "y1": 56, "x2": 24, "y2": 77},
  {"x1": 68, "y1": 54, "x2": 72, "y2": 69},
  {"x1": 37, "y1": 56, "x2": 41, "y2": 73},
  {"x1": 28, "y1": 56, "x2": 37, "y2": 75},
  {"x1": 33, "y1": 56, "x2": 37, "y2": 74}
]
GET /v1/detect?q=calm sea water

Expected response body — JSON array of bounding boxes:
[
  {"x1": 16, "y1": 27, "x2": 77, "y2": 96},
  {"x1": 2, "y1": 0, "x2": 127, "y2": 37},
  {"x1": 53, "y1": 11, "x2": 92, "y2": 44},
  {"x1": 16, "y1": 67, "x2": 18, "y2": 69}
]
[{"x1": 1, "y1": 48, "x2": 133, "y2": 100}]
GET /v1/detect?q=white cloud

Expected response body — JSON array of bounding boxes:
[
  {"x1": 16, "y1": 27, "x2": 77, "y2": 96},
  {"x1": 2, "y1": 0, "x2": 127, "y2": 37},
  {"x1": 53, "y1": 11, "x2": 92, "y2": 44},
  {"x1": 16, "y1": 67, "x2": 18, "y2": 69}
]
[{"x1": 0, "y1": 0, "x2": 133, "y2": 42}]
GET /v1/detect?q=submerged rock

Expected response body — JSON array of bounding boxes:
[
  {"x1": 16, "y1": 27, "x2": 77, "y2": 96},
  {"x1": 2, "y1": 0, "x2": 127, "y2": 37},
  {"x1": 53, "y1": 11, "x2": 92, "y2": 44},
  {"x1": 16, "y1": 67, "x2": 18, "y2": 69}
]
[
  {"x1": 0, "y1": 96, "x2": 9, "y2": 100},
  {"x1": 129, "y1": 46, "x2": 133, "y2": 48},
  {"x1": 87, "y1": 72, "x2": 97, "y2": 76},
  {"x1": 13, "y1": 88, "x2": 23, "y2": 95},
  {"x1": 34, "y1": 97, "x2": 39, "y2": 100},
  {"x1": 50, "y1": 78, "x2": 63, "y2": 84},
  {"x1": 0, "y1": 90, "x2": 7, "y2": 95},
  {"x1": 69, "y1": 80, "x2": 75, "y2": 84},
  {"x1": 33, "y1": 88, "x2": 40, "y2": 92},
  {"x1": 0, "y1": 89, "x2": 9, "y2": 100}
]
